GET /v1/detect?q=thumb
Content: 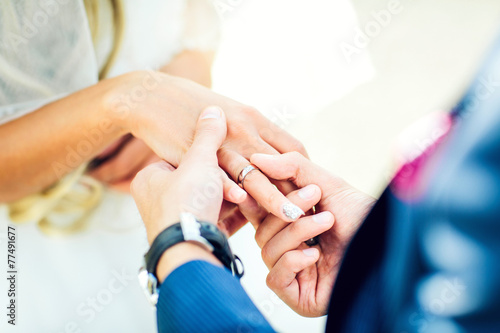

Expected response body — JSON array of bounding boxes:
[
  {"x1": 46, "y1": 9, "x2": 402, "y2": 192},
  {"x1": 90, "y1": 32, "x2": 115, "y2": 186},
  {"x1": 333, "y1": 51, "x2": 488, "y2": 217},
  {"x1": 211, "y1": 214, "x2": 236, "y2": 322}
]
[{"x1": 183, "y1": 106, "x2": 227, "y2": 163}]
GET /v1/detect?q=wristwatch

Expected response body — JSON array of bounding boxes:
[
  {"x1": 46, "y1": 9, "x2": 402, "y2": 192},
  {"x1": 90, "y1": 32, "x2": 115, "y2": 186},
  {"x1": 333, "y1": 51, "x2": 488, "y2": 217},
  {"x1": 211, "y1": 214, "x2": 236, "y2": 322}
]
[{"x1": 138, "y1": 212, "x2": 244, "y2": 305}]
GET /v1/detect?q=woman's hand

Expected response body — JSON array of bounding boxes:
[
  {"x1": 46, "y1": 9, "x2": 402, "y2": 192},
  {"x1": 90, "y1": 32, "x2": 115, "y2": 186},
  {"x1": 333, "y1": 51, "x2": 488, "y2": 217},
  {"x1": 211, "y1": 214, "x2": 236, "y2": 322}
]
[
  {"x1": 107, "y1": 71, "x2": 307, "y2": 222},
  {"x1": 247, "y1": 152, "x2": 376, "y2": 317},
  {"x1": 87, "y1": 136, "x2": 160, "y2": 192},
  {"x1": 89, "y1": 50, "x2": 214, "y2": 194}
]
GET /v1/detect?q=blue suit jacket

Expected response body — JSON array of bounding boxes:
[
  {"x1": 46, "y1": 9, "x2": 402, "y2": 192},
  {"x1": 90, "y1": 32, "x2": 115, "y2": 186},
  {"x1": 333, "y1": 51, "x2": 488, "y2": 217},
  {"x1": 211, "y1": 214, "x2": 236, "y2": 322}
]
[
  {"x1": 156, "y1": 38, "x2": 500, "y2": 333},
  {"x1": 327, "y1": 36, "x2": 500, "y2": 333}
]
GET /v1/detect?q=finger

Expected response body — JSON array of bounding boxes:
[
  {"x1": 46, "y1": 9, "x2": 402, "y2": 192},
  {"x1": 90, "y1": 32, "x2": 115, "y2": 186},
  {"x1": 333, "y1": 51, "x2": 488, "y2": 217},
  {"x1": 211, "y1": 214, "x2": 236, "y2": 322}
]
[
  {"x1": 218, "y1": 148, "x2": 305, "y2": 222},
  {"x1": 251, "y1": 152, "x2": 336, "y2": 189},
  {"x1": 131, "y1": 160, "x2": 175, "y2": 196},
  {"x1": 244, "y1": 172, "x2": 306, "y2": 223},
  {"x1": 237, "y1": 195, "x2": 267, "y2": 229},
  {"x1": 241, "y1": 142, "x2": 299, "y2": 201},
  {"x1": 272, "y1": 179, "x2": 298, "y2": 198},
  {"x1": 108, "y1": 178, "x2": 134, "y2": 193},
  {"x1": 266, "y1": 249, "x2": 319, "y2": 302},
  {"x1": 183, "y1": 106, "x2": 227, "y2": 166},
  {"x1": 109, "y1": 151, "x2": 163, "y2": 192},
  {"x1": 222, "y1": 170, "x2": 247, "y2": 204},
  {"x1": 217, "y1": 201, "x2": 237, "y2": 235},
  {"x1": 218, "y1": 200, "x2": 237, "y2": 220},
  {"x1": 88, "y1": 134, "x2": 134, "y2": 170},
  {"x1": 89, "y1": 139, "x2": 153, "y2": 183},
  {"x1": 261, "y1": 211, "x2": 334, "y2": 269},
  {"x1": 255, "y1": 184, "x2": 322, "y2": 248},
  {"x1": 219, "y1": 208, "x2": 249, "y2": 236},
  {"x1": 141, "y1": 152, "x2": 162, "y2": 167},
  {"x1": 242, "y1": 141, "x2": 298, "y2": 197},
  {"x1": 259, "y1": 125, "x2": 309, "y2": 158},
  {"x1": 223, "y1": 135, "x2": 298, "y2": 197}
]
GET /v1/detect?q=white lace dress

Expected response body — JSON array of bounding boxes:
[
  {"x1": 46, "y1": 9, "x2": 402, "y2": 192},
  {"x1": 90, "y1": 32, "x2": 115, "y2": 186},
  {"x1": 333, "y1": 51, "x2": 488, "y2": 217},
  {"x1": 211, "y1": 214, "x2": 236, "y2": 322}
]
[{"x1": 0, "y1": 1, "x2": 219, "y2": 332}]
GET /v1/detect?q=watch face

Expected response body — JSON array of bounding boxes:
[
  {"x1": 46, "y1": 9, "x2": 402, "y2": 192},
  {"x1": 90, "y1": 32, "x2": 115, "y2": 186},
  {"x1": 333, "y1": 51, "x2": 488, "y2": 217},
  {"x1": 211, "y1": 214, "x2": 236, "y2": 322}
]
[{"x1": 138, "y1": 267, "x2": 159, "y2": 306}]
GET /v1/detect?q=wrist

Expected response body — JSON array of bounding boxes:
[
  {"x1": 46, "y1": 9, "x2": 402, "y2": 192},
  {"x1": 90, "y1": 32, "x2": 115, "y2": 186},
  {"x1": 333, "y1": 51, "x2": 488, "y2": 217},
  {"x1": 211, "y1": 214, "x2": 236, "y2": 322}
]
[
  {"x1": 329, "y1": 185, "x2": 376, "y2": 243},
  {"x1": 100, "y1": 70, "x2": 173, "y2": 135},
  {"x1": 142, "y1": 213, "x2": 241, "y2": 286},
  {"x1": 156, "y1": 242, "x2": 221, "y2": 283},
  {"x1": 145, "y1": 210, "x2": 218, "y2": 245},
  {"x1": 95, "y1": 74, "x2": 133, "y2": 138}
]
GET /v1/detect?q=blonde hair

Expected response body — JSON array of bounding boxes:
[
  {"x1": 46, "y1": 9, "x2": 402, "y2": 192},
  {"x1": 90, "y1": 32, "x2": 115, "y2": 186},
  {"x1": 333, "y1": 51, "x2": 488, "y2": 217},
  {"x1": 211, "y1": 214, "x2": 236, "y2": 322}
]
[
  {"x1": 8, "y1": 0, "x2": 125, "y2": 235},
  {"x1": 85, "y1": 0, "x2": 125, "y2": 80}
]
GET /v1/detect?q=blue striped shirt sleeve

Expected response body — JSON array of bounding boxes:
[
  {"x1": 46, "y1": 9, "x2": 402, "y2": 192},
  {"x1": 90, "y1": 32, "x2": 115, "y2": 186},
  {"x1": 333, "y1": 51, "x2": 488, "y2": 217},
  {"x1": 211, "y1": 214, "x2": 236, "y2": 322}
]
[{"x1": 157, "y1": 260, "x2": 275, "y2": 333}]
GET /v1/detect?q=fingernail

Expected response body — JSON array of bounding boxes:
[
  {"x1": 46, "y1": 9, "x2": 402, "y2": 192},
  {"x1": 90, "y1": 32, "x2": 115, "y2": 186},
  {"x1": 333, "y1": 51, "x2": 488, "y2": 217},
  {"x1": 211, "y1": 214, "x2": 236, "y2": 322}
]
[
  {"x1": 282, "y1": 202, "x2": 305, "y2": 220},
  {"x1": 298, "y1": 185, "x2": 316, "y2": 200},
  {"x1": 312, "y1": 211, "x2": 332, "y2": 224},
  {"x1": 200, "y1": 106, "x2": 222, "y2": 120},
  {"x1": 230, "y1": 186, "x2": 247, "y2": 201},
  {"x1": 303, "y1": 248, "x2": 318, "y2": 257}
]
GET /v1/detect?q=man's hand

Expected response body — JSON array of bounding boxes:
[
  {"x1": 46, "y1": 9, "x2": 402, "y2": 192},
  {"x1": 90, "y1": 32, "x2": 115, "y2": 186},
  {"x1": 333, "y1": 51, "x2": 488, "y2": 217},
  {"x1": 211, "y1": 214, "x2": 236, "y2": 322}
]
[
  {"x1": 131, "y1": 106, "x2": 251, "y2": 281},
  {"x1": 131, "y1": 106, "x2": 247, "y2": 243},
  {"x1": 248, "y1": 152, "x2": 376, "y2": 317}
]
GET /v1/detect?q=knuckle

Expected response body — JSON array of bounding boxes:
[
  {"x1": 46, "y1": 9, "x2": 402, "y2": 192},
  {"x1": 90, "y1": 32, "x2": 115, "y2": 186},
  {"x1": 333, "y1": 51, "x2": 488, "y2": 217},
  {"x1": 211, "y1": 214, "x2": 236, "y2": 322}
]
[
  {"x1": 129, "y1": 177, "x2": 139, "y2": 195},
  {"x1": 199, "y1": 123, "x2": 220, "y2": 135},
  {"x1": 133, "y1": 162, "x2": 169, "y2": 191},
  {"x1": 287, "y1": 219, "x2": 302, "y2": 237},
  {"x1": 227, "y1": 118, "x2": 250, "y2": 138},
  {"x1": 266, "y1": 273, "x2": 277, "y2": 289},
  {"x1": 254, "y1": 229, "x2": 265, "y2": 248},
  {"x1": 290, "y1": 140, "x2": 307, "y2": 155},
  {"x1": 261, "y1": 245, "x2": 273, "y2": 265},
  {"x1": 130, "y1": 169, "x2": 148, "y2": 194},
  {"x1": 281, "y1": 251, "x2": 294, "y2": 267},
  {"x1": 240, "y1": 105, "x2": 260, "y2": 117},
  {"x1": 265, "y1": 189, "x2": 282, "y2": 207},
  {"x1": 194, "y1": 129, "x2": 221, "y2": 148},
  {"x1": 284, "y1": 152, "x2": 305, "y2": 180},
  {"x1": 227, "y1": 105, "x2": 261, "y2": 135},
  {"x1": 287, "y1": 151, "x2": 303, "y2": 161}
]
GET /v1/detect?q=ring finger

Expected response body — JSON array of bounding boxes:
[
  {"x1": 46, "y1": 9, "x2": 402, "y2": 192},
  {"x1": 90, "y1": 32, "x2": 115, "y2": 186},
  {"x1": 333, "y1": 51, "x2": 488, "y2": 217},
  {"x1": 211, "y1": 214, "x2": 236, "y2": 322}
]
[{"x1": 218, "y1": 148, "x2": 305, "y2": 223}]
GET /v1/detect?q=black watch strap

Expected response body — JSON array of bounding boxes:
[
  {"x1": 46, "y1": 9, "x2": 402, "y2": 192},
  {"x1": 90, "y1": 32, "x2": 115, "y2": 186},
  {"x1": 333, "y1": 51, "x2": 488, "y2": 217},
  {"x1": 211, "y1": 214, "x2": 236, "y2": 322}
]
[{"x1": 144, "y1": 213, "x2": 244, "y2": 284}]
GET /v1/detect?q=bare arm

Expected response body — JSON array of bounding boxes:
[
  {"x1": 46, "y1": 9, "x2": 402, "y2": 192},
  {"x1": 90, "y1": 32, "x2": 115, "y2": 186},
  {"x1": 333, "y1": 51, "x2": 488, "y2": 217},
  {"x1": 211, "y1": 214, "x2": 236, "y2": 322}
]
[
  {"x1": 0, "y1": 70, "x2": 308, "y2": 224},
  {"x1": 0, "y1": 79, "x2": 125, "y2": 202},
  {"x1": 86, "y1": 50, "x2": 216, "y2": 191},
  {"x1": 161, "y1": 50, "x2": 215, "y2": 88}
]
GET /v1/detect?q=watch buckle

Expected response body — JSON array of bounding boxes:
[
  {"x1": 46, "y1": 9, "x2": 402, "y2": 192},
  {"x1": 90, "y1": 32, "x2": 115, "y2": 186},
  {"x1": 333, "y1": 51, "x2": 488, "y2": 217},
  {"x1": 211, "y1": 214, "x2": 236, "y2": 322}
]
[
  {"x1": 138, "y1": 265, "x2": 159, "y2": 306},
  {"x1": 180, "y1": 212, "x2": 214, "y2": 252}
]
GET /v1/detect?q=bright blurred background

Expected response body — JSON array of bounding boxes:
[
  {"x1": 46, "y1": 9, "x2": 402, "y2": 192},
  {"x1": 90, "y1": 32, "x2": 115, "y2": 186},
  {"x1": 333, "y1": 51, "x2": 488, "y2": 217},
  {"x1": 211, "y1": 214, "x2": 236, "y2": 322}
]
[{"x1": 213, "y1": 0, "x2": 500, "y2": 331}]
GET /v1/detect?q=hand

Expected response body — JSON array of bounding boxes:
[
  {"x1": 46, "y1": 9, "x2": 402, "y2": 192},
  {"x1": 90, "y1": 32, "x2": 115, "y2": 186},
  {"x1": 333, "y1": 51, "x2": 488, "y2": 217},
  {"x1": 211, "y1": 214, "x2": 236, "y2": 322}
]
[
  {"x1": 87, "y1": 136, "x2": 160, "y2": 192},
  {"x1": 107, "y1": 71, "x2": 307, "y2": 222},
  {"x1": 248, "y1": 152, "x2": 376, "y2": 317},
  {"x1": 131, "y1": 106, "x2": 247, "y2": 241},
  {"x1": 131, "y1": 106, "x2": 246, "y2": 280}
]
